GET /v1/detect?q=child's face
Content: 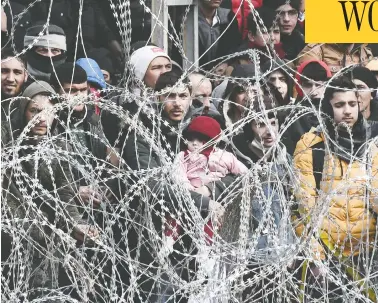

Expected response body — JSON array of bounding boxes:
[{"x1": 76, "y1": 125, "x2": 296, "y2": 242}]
[
  {"x1": 187, "y1": 138, "x2": 205, "y2": 153},
  {"x1": 248, "y1": 26, "x2": 280, "y2": 48}
]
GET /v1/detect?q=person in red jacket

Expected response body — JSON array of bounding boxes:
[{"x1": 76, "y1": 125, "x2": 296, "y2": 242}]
[{"x1": 221, "y1": 0, "x2": 263, "y2": 38}]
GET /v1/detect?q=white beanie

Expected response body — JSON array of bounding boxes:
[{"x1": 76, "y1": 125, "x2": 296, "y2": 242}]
[{"x1": 130, "y1": 46, "x2": 171, "y2": 82}]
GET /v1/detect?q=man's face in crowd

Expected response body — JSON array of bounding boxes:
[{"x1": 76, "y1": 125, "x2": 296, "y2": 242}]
[
  {"x1": 190, "y1": 75, "x2": 212, "y2": 109},
  {"x1": 35, "y1": 46, "x2": 62, "y2": 57},
  {"x1": 268, "y1": 70, "x2": 288, "y2": 99},
  {"x1": 233, "y1": 84, "x2": 263, "y2": 114},
  {"x1": 352, "y1": 79, "x2": 372, "y2": 114},
  {"x1": 1, "y1": 57, "x2": 28, "y2": 98},
  {"x1": 301, "y1": 78, "x2": 326, "y2": 100},
  {"x1": 251, "y1": 117, "x2": 279, "y2": 148},
  {"x1": 201, "y1": 0, "x2": 222, "y2": 9},
  {"x1": 144, "y1": 56, "x2": 172, "y2": 88},
  {"x1": 101, "y1": 70, "x2": 111, "y2": 84},
  {"x1": 330, "y1": 91, "x2": 359, "y2": 127},
  {"x1": 159, "y1": 85, "x2": 191, "y2": 122},
  {"x1": 248, "y1": 26, "x2": 280, "y2": 48},
  {"x1": 59, "y1": 82, "x2": 88, "y2": 112},
  {"x1": 275, "y1": 4, "x2": 298, "y2": 35},
  {"x1": 25, "y1": 94, "x2": 55, "y2": 136}
]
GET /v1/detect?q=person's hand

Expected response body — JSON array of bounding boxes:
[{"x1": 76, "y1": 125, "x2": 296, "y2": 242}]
[
  {"x1": 208, "y1": 200, "x2": 225, "y2": 225},
  {"x1": 73, "y1": 224, "x2": 99, "y2": 242},
  {"x1": 194, "y1": 186, "x2": 211, "y2": 197},
  {"x1": 78, "y1": 186, "x2": 101, "y2": 208}
]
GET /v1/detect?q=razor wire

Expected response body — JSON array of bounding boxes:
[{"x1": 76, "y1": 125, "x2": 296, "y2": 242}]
[{"x1": 1, "y1": 1, "x2": 378, "y2": 302}]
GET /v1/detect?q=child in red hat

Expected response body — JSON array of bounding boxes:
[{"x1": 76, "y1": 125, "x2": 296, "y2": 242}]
[{"x1": 164, "y1": 116, "x2": 248, "y2": 247}]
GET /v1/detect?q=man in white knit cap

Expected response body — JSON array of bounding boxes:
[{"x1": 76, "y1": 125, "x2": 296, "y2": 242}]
[{"x1": 130, "y1": 45, "x2": 172, "y2": 89}]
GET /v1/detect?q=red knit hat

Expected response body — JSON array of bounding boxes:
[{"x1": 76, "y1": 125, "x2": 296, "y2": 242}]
[{"x1": 187, "y1": 116, "x2": 221, "y2": 140}]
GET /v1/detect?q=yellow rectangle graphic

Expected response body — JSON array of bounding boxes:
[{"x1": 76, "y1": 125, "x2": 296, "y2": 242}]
[{"x1": 306, "y1": 0, "x2": 378, "y2": 43}]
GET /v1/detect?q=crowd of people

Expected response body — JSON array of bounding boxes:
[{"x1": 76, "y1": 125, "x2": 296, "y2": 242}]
[{"x1": 1, "y1": 0, "x2": 378, "y2": 302}]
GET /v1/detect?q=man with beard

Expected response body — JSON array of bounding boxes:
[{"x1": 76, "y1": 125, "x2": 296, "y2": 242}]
[
  {"x1": 24, "y1": 23, "x2": 67, "y2": 82},
  {"x1": 122, "y1": 70, "x2": 234, "y2": 302},
  {"x1": 1, "y1": 48, "x2": 28, "y2": 120}
]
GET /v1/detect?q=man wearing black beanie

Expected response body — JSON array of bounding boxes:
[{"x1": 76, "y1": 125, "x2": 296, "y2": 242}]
[
  {"x1": 349, "y1": 66, "x2": 378, "y2": 121},
  {"x1": 50, "y1": 63, "x2": 88, "y2": 112}
]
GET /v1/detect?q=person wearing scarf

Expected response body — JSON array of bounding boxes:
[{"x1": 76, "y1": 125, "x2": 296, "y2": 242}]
[
  {"x1": 23, "y1": 23, "x2": 67, "y2": 82},
  {"x1": 294, "y1": 76, "x2": 378, "y2": 301}
]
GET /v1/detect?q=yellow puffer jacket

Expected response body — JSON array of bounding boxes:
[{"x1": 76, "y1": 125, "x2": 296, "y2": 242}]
[{"x1": 294, "y1": 131, "x2": 378, "y2": 257}]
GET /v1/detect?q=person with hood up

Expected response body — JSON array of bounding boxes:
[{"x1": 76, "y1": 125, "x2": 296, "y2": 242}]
[
  {"x1": 2, "y1": 81, "x2": 97, "y2": 300},
  {"x1": 76, "y1": 57, "x2": 106, "y2": 115},
  {"x1": 221, "y1": 63, "x2": 263, "y2": 130},
  {"x1": 122, "y1": 70, "x2": 237, "y2": 302},
  {"x1": 296, "y1": 43, "x2": 373, "y2": 75},
  {"x1": 23, "y1": 23, "x2": 67, "y2": 82},
  {"x1": 294, "y1": 76, "x2": 378, "y2": 301},
  {"x1": 87, "y1": 48, "x2": 115, "y2": 85},
  {"x1": 347, "y1": 66, "x2": 378, "y2": 122},
  {"x1": 262, "y1": 60, "x2": 295, "y2": 105},
  {"x1": 282, "y1": 60, "x2": 332, "y2": 154}
]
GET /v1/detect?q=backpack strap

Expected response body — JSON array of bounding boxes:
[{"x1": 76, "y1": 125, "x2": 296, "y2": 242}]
[{"x1": 311, "y1": 141, "x2": 325, "y2": 190}]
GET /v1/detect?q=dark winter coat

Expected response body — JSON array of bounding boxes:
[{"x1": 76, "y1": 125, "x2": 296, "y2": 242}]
[
  {"x1": 13, "y1": 0, "x2": 116, "y2": 60},
  {"x1": 198, "y1": 7, "x2": 242, "y2": 69},
  {"x1": 120, "y1": 106, "x2": 238, "y2": 301},
  {"x1": 2, "y1": 2, "x2": 31, "y2": 51},
  {"x1": 280, "y1": 28, "x2": 306, "y2": 61}
]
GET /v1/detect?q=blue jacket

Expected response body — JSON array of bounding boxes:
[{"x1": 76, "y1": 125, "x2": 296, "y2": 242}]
[{"x1": 76, "y1": 58, "x2": 106, "y2": 89}]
